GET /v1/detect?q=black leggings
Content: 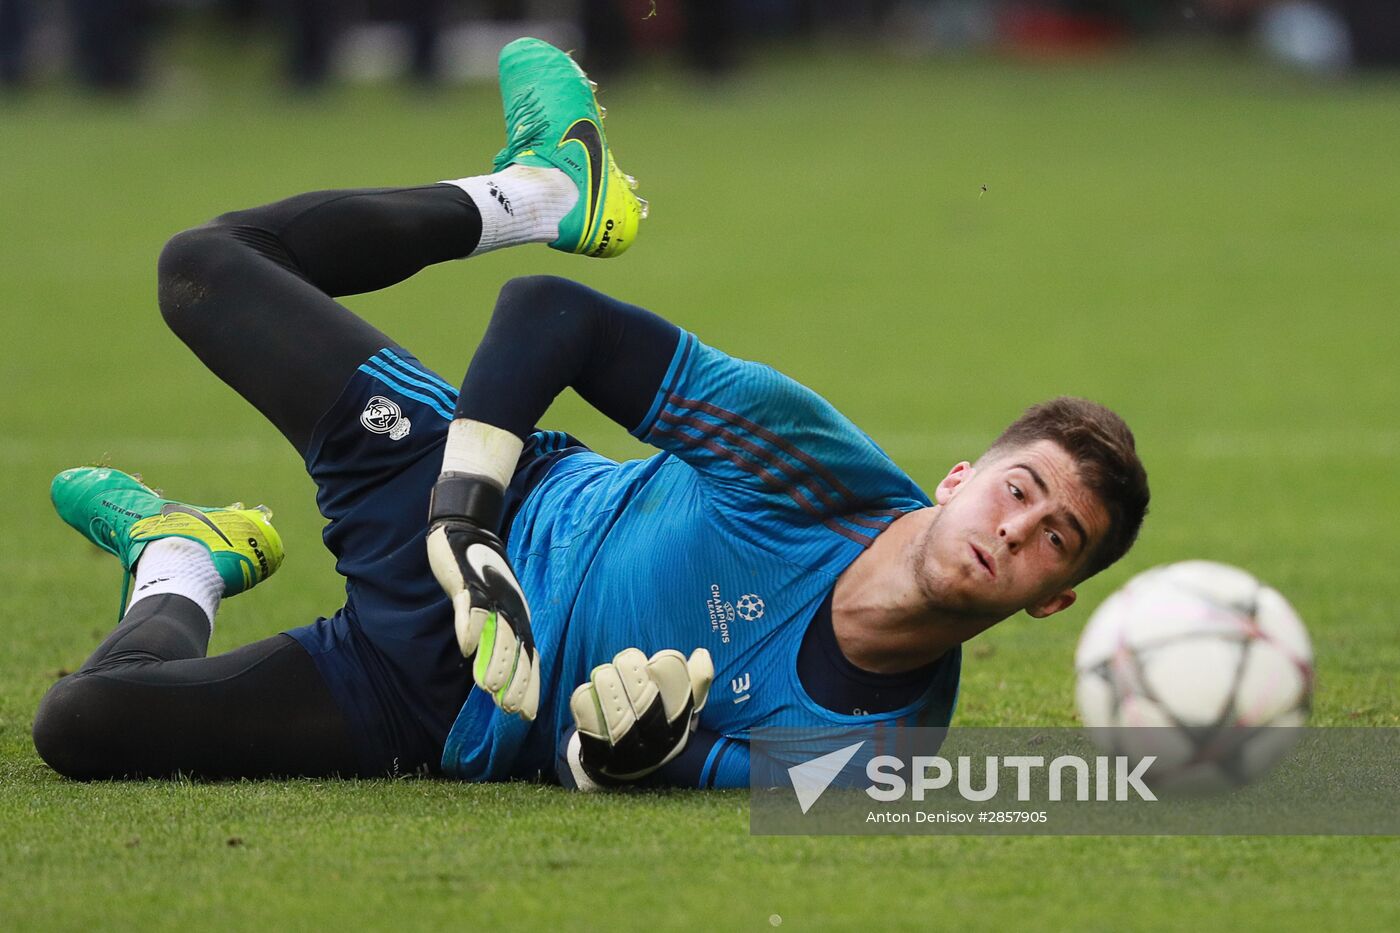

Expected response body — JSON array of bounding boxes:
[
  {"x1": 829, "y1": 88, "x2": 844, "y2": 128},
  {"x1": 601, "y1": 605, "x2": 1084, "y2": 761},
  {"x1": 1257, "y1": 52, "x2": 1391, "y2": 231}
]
[
  {"x1": 33, "y1": 597, "x2": 360, "y2": 779},
  {"x1": 33, "y1": 185, "x2": 484, "y2": 780},
  {"x1": 159, "y1": 184, "x2": 481, "y2": 453}
]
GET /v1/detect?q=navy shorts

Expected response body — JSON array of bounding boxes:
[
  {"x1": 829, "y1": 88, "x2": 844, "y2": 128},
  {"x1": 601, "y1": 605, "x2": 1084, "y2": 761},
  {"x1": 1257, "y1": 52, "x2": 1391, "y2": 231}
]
[{"x1": 285, "y1": 347, "x2": 585, "y2": 775}]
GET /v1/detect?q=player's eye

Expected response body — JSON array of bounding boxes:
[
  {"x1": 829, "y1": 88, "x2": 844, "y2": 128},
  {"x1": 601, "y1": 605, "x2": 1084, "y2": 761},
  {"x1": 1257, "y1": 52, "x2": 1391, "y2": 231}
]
[
  {"x1": 1008, "y1": 483, "x2": 1024, "y2": 501},
  {"x1": 1047, "y1": 529, "x2": 1064, "y2": 550}
]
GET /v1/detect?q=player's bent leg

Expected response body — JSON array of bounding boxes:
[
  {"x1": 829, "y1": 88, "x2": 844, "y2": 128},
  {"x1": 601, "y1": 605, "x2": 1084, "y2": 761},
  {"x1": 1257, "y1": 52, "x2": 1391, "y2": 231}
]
[
  {"x1": 39, "y1": 466, "x2": 371, "y2": 779},
  {"x1": 154, "y1": 38, "x2": 646, "y2": 455},
  {"x1": 157, "y1": 208, "x2": 403, "y2": 456},
  {"x1": 33, "y1": 609, "x2": 362, "y2": 780},
  {"x1": 155, "y1": 182, "x2": 531, "y2": 454}
]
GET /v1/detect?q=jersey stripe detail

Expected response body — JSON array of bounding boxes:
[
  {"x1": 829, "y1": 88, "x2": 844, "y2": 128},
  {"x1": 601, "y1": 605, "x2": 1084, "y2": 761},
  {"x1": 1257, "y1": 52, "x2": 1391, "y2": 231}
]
[
  {"x1": 822, "y1": 511, "x2": 903, "y2": 549},
  {"x1": 369, "y1": 350, "x2": 457, "y2": 411},
  {"x1": 831, "y1": 511, "x2": 901, "y2": 535},
  {"x1": 654, "y1": 409, "x2": 836, "y2": 510},
  {"x1": 357, "y1": 362, "x2": 454, "y2": 420},
  {"x1": 822, "y1": 519, "x2": 876, "y2": 548},
  {"x1": 700, "y1": 738, "x2": 728, "y2": 788},
  {"x1": 653, "y1": 408, "x2": 904, "y2": 547},
  {"x1": 838, "y1": 512, "x2": 894, "y2": 532},
  {"x1": 664, "y1": 393, "x2": 861, "y2": 508},
  {"x1": 654, "y1": 407, "x2": 854, "y2": 515},
  {"x1": 655, "y1": 402, "x2": 881, "y2": 523},
  {"x1": 701, "y1": 738, "x2": 748, "y2": 789},
  {"x1": 634, "y1": 332, "x2": 697, "y2": 437},
  {"x1": 652, "y1": 421, "x2": 827, "y2": 517},
  {"x1": 378, "y1": 348, "x2": 458, "y2": 399},
  {"x1": 654, "y1": 417, "x2": 882, "y2": 546}
]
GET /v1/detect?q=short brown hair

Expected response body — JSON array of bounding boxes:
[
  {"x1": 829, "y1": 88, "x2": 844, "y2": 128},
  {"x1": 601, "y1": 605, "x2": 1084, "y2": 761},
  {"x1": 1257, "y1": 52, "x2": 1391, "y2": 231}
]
[{"x1": 982, "y1": 397, "x2": 1149, "y2": 581}]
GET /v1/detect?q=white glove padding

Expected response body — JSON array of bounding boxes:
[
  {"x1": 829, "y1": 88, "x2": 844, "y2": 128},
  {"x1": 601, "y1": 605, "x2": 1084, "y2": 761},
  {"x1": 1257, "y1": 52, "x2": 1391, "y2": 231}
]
[
  {"x1": 427, "y1": 519, "x2": 540, "y2": 720},
  {"x1": 567, "y1": 647, "x2": 714, "y2": 788}
]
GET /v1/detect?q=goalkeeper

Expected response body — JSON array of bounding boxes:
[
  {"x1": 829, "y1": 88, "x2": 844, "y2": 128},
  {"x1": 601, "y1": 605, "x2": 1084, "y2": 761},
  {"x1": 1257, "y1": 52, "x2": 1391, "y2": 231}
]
[{"x1": 33, "y1": 40, "x2": 1149, "y2": 789}]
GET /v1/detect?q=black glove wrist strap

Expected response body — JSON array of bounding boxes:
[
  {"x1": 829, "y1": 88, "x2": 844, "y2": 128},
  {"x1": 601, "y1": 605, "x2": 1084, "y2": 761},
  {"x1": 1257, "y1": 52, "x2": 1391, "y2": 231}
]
[{"x1": 429, "y1": 473, "x2": 505, "y2": 529}]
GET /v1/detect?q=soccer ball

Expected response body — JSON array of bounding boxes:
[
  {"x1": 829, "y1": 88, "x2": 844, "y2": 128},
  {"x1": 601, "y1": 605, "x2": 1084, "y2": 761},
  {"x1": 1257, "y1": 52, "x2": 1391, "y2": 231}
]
[{"x1": 1074, "y1": 561, "x2": 1314, "y2": 792}]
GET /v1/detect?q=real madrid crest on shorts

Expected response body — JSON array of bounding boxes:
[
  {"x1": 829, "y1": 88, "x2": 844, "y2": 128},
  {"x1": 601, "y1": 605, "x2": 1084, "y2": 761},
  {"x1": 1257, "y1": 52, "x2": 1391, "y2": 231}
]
[{"x1": 360, "y1": 395, "x2": 412, "y2": 440}]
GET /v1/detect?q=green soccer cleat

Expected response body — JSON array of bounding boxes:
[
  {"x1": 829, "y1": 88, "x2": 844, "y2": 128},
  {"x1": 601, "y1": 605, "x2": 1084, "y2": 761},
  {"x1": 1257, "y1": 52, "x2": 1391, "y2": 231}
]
[
  {"x1": 493, "y1": 37, "x2": 647, "y2": 258},
  {"x1": 51, "y1": 466, "x2": 284, "y2": 614}
]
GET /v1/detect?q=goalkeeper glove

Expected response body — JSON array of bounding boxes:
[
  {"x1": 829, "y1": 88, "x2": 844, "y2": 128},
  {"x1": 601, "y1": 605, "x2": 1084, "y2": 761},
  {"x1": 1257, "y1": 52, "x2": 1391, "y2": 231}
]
[
  {"x1": 427, "y1": 470, "x2": 540, "y2": 720},
  {"x1": 564, "y1": 647, "x2": 714, "y2": 789}
]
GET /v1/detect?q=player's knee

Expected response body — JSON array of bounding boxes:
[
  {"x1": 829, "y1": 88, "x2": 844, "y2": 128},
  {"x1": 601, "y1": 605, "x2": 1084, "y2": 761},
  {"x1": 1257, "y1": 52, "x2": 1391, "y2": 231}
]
[
  {"x1": 157, "y1": 223, "x2": 259, "y2": 331},
  {"x1": 158, "y1": 226, "x2": 226, "y2": 327},
  {"x1": 32, "y1": 674, "x2": 117, "y2": 780},
  {"x1": 495, "y1": 275, "x2": 589, "y2": 320}
]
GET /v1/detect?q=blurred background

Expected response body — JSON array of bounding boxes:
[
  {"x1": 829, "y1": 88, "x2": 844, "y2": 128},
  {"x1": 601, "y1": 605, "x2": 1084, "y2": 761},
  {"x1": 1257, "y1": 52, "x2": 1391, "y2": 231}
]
[{"x1": 1, "y1": 0, "x2": 1398, "y2": 94}]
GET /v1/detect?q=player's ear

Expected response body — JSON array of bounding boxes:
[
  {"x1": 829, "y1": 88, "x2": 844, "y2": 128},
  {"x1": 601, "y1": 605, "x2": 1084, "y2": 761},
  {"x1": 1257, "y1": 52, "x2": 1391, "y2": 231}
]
[
  {"x1": 933, "y1": 461, "x2": 974, "y2": 506},
  {"x1": 1027, "y1": 588, "x2": 1076, "y2": 619}
]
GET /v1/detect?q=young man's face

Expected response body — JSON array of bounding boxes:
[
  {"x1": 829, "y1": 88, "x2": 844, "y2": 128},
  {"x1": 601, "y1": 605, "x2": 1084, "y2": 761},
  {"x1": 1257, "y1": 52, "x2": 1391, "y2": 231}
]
[{"x1": 913, "y1": 439, "x2": 1111, "y2": 623}]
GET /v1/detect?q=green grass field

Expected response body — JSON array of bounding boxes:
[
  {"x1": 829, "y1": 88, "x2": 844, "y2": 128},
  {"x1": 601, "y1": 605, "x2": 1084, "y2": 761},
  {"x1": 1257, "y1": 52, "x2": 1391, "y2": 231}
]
[{"x1": 2, "y1": 34, "x2": 1398, "y2": 930}]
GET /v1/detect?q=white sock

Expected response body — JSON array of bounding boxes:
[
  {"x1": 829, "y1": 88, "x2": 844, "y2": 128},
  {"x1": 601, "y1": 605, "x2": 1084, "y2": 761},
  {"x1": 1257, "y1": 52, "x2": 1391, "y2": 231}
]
[
  {"x1": 126, "y1": 538, "x2": 224, "y2": 630},
  {"x1": 443, "y1": 165, "x2": 578, "y2": 255}
]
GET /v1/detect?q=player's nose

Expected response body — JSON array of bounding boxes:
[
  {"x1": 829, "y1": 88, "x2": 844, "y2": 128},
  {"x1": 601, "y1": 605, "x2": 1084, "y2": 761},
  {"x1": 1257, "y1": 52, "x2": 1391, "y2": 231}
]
[{"x1": 997, "y1": 513, "x2": 1034, "y2": 550}]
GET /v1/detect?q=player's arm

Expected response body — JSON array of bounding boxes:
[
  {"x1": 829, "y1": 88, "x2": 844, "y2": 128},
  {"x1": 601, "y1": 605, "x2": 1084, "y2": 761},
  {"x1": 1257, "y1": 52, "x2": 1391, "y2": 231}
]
[{"x1": 429, "y1": 277, "x2": 680, "y2": 720}]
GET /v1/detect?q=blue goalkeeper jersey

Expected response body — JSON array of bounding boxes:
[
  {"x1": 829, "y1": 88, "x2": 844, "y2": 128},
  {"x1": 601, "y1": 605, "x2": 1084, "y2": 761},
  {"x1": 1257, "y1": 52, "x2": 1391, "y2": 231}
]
[{"x1": 440, "y1": 332, "x2": 962, "y2": 784}]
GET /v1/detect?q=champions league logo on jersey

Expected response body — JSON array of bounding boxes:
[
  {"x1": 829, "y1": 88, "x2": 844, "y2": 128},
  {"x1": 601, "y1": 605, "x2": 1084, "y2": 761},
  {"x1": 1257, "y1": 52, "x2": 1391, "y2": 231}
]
[
  {"x1": 735, "y1": 594, "x2": 766, "y2": 621},
  {"x1": 706, "y1": 586, "x2": 766, "y2": 643},
  {"x1": 360, "y1": 396, "x2": 411, "y2": 440}
]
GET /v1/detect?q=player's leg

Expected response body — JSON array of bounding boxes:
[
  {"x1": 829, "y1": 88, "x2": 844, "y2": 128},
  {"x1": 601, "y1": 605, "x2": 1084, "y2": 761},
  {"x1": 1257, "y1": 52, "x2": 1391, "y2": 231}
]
[
  {"x1": 157, "y1": 184, "x2": 477, "y2": 456},
  {"x1": 91, "y1": 39, "x2": 646, "y2": 777},
  {"x1": 33, "y1": 467, "x2": 364, "y2": 779},
  {"x1": 33, "y1": 597, "x2": 361, "y2": 780},
  {"x1": 157, "y1": 37, "x2": 645, "y2": 456},
  {"x1": 159, "y1": 179, "x2": 584, "y2": 455}
]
